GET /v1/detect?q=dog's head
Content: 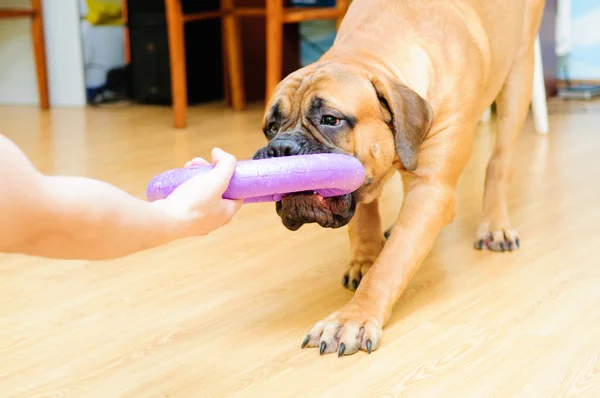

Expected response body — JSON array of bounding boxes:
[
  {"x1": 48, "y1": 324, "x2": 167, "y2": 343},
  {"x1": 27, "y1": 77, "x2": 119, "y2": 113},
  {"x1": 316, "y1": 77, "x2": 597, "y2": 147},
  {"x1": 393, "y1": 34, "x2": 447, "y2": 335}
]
[{"x1": 253, "y1": 61, "x2": 433, "y2": 231}]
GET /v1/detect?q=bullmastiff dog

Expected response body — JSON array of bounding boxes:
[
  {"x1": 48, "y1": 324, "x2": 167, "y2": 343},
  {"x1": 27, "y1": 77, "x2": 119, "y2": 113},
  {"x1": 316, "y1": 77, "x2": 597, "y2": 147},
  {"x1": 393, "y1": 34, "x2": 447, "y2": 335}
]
[{"x1": 253, "y1": 0, "x2": 546, "y2": 356}]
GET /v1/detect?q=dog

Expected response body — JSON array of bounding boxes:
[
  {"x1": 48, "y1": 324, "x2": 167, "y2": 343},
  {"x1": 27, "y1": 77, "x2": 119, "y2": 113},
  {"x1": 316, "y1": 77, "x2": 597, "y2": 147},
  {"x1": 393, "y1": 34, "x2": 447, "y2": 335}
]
[{"x1": 253, "y1": 0, "x2": 545, "y2": 357}]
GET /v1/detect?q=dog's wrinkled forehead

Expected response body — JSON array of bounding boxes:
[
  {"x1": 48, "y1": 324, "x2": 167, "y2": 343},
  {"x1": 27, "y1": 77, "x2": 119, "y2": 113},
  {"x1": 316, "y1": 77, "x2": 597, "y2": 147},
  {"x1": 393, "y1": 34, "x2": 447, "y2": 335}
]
[{"x1": 263, "y1": 63, "x2": 378, "y2": 126}]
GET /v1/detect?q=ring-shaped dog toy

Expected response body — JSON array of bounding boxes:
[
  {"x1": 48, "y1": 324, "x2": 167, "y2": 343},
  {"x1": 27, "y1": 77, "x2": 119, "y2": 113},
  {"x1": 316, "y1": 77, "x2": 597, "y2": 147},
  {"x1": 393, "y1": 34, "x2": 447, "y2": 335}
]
[{"x1": 146, "y1": 153, "x2": 366, "y2": 203}]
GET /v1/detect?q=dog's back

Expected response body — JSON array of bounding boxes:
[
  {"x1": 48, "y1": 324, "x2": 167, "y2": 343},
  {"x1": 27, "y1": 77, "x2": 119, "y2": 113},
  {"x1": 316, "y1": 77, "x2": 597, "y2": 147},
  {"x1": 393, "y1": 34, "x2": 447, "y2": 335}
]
[{"x1": 327, "y1": 0, "x2": 545, "y2": 117}]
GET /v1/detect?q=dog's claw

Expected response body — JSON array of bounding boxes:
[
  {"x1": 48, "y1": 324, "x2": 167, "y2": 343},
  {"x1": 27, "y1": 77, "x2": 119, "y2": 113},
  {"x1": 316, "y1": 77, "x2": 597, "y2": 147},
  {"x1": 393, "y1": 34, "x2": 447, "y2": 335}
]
[
  {"x1": 476, "y1": 226, "x2": 520, "y2": 252},
  {"x1": 338, "y1": 343, "x2": 346, "y2": 357},
  {"x1": 342, "y1": 275, "x2": 349, "y2": 287},
  {"x1": 301, "y1": 335, "x2": 310, "y2": 349},
  {"x1": 305, "y1": 313, "x2": 381, "y2": 357},
  {"x1": 352, "y1": 279, "x2": 359, "y2": 290}
]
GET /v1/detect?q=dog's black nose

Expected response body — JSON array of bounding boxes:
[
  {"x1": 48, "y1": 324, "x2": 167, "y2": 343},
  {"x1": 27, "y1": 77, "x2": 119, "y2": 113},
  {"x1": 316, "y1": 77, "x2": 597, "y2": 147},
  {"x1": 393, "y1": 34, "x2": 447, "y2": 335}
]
[{"x1": 267, "y1": 139, "x2": 301, "y2": 157}]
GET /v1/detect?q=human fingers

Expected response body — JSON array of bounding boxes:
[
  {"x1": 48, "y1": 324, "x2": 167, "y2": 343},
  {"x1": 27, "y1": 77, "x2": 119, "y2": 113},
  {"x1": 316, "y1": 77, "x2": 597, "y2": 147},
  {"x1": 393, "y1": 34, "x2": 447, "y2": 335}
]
[
  {"x1": 220, "y1": 198, "x2": 244, "y2": 220},
  {"x1": 205, "y1": 148, "x2": 238, "y2": 194},
  {"x1": 185, "y1": 157, "x2": 209, "y2": 168}
]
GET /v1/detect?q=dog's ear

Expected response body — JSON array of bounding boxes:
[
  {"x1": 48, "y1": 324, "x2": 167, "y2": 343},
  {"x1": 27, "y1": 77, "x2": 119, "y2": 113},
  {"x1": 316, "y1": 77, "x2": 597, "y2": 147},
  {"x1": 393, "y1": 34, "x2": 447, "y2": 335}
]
[{"x1": 370, "y1": 75, "x2": 433, "y2": 171}]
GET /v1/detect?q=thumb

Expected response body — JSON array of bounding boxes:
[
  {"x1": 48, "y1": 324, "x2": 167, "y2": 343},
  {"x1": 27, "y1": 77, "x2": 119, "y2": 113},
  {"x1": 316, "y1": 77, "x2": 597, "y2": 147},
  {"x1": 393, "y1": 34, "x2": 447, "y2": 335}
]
[{"x1": 206, "y1": 148, "x2": 238, "y2": 194}]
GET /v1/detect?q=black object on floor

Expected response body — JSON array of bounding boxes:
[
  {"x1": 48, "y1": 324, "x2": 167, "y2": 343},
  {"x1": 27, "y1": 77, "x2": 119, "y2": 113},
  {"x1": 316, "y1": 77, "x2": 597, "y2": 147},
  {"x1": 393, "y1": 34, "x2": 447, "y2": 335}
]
[{"x1": 88, "y1": 64, "x2": 133, "y2": 106}]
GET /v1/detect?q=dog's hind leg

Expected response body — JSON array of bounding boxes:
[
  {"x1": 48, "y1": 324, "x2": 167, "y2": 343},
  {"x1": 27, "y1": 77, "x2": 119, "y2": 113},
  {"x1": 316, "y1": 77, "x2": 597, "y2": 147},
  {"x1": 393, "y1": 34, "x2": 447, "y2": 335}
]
[{"x1": 474, "y1": 43, "x2": 536, "y2": 252}]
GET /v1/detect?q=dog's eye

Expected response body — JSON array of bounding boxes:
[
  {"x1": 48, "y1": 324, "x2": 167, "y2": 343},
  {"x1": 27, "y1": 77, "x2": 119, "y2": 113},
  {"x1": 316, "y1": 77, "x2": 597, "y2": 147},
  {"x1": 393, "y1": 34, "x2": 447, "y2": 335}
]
[
  {"x1": 266, "y1": 122, "x2": 280, "y2": 136},
  {"x1": 320, "y1": 115, "x2": 341, "y2": 126}
]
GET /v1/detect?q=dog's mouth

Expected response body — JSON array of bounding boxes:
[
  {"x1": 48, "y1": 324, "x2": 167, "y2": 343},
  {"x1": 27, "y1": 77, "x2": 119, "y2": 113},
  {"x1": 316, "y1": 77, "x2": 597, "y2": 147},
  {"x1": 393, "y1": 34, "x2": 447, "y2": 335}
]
[
  {"x1": 275, "y1": 190, "x2": 356, "y2": 231},
  {"x1": 253, "y1": 134, "x2": 359, "y2": 231}
]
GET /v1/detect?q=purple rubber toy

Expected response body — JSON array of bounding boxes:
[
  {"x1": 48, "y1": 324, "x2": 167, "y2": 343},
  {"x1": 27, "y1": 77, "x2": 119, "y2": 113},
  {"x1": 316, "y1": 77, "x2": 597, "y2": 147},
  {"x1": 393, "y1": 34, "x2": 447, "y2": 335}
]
[{"x1": 146, "y1": 153, "x2": 366, "y2": 203}]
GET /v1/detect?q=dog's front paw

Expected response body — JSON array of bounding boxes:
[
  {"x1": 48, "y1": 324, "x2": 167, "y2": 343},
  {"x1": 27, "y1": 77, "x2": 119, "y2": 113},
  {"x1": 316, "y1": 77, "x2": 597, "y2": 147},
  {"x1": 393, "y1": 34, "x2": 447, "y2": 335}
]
[
  {"x1": 474, "y1": 221, "x2": 520, "y2": 252},
  {"x1": 342, "y1": 260, "x2": 373, "y2": 291},
  {"x1": 301, "y1": 307, "x2": 383, "y2": 357}
]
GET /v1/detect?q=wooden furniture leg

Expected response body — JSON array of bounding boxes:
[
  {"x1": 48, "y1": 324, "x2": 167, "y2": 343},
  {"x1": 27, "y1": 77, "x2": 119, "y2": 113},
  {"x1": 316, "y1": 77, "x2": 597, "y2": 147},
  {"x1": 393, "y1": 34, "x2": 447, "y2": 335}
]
[
  {"x1": 222, "y1": 0, "x2": 246, "y2": 111},
  {"x1": 123, "y1": 0, "x2": 130, "y2": 64},
  {"x1": 221, "y1": 17, "x2": 231, "y2": 107},
  {"x1": 335, "y1": 0, "x2": 349, "y2": 30},
  {"x1": 265, "y1": 0, "x2": 284, "y2": 100},
  {"x1": 165, "y1": 0, "x2": 187, "y2": 128},
  {"x1": 31, "y1": 0, "x2": 49, "y2": 109}
]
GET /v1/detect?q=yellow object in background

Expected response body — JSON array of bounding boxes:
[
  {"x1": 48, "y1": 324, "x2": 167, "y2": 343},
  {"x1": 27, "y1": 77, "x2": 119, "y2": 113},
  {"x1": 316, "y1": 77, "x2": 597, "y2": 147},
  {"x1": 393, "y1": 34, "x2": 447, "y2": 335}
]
[{"x1": 85, "y1": 0, "x2": 122, "y2": 26}]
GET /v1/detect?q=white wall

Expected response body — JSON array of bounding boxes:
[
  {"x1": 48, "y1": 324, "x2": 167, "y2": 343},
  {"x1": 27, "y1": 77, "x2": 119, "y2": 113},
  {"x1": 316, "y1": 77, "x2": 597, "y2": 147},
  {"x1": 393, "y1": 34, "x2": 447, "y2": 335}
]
[
  {"x1": 79, "y1": 0, "x2": 125, "y2": 89},
  {"x1": 0, "y1": 0, "x2": 87, "y2": 107}
]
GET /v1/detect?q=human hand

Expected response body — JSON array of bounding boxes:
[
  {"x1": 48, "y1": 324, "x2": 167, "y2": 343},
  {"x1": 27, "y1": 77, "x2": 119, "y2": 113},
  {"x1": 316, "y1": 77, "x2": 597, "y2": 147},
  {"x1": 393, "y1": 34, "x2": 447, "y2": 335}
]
[{"x1": 157, "y1": 148, "x2": 244, "y2": 237}]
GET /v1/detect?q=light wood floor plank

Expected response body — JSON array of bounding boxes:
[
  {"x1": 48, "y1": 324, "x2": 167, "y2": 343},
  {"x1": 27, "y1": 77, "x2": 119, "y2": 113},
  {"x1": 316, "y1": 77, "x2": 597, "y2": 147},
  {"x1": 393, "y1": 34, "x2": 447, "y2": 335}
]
[{"x1": 0, "y1": 99, "x2": 599, "y2": 397}]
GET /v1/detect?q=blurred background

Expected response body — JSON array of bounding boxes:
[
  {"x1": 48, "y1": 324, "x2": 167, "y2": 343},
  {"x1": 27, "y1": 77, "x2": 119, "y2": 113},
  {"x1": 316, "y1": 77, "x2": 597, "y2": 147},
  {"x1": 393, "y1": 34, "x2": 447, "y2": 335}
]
[
  {"x1": 1, "y1": 0, "x2": 593, "y2": 112},
  {"x1": 0, "y1": 0, "x2": 342, "y2": 109}
]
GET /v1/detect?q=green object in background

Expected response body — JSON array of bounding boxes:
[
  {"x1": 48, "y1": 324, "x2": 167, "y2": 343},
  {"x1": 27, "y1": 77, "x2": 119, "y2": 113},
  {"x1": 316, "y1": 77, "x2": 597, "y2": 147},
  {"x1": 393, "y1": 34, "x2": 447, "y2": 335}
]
[{"x1": 299, "y1": 20, "x2": 337, "y2": 67}]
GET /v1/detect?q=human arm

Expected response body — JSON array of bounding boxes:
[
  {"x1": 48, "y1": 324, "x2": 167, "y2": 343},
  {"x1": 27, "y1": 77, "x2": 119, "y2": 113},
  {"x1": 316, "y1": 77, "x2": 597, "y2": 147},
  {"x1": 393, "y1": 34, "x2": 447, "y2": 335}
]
[{"x1": 0, "y1": 134, "x2": 242, "y2": 260}]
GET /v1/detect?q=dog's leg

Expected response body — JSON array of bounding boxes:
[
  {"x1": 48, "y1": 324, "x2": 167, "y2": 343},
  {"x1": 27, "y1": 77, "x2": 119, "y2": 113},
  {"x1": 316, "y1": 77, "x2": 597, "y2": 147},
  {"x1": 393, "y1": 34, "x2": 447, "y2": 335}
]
[
  {"x1": 343, "y1": 200, "x2": 386, "y2": 291},
  {"x1": 475, "y1": 44, "x2": 535, "y2": 252},
  {"x1": 302, "y1": 173, "x2": 458, "y2": 356}
]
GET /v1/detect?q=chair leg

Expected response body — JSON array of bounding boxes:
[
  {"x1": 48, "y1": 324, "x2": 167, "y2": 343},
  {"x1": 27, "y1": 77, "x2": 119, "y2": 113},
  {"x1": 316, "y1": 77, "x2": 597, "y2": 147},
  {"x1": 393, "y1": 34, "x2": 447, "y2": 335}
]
[
  {"x1": 265, "y1": 0, "x2": 283, "y2": 101},
  {"x1": 222, "y1": 0, "x2": 245, "y2": 111},
  {"x1": 31, "y1": 0, "x2": 49, "y2": 109},
  {"x1": 165, "y1": 0, "x2": 187, "y2": 128},
  {"x1": 335, "y1": 0, "x2": 349, "y2": 30},
  {"x1": 531, "y1": 35, "x2": 549, "y2": 135},
  {"x1": 221, "y1": 19, "x2": 231, "y2": 107},
  {"x1": 123, "y1": 0, "x2": 131, "y2": 64}
]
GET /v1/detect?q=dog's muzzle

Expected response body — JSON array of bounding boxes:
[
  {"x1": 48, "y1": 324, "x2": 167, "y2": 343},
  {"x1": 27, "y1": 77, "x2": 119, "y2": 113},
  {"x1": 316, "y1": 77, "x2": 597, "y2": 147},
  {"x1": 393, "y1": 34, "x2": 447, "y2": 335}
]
[{"x1": 253, "y1": 132, "x2": 357, "y2": 231}]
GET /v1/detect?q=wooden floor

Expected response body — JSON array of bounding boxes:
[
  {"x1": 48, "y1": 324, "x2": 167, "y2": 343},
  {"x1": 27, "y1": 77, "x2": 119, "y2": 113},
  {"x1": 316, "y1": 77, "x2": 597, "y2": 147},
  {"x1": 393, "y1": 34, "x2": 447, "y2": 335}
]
[{"x1": 1, "y1": 99, "x2": 600, "y2": 397}]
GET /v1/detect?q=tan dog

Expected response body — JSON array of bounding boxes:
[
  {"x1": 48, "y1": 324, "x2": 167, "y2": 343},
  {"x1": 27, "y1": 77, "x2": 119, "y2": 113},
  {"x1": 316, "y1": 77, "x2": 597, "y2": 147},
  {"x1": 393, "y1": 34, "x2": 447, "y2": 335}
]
[{"x1": 253, "y1": 0, "x2": 545, "y2": 356}]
